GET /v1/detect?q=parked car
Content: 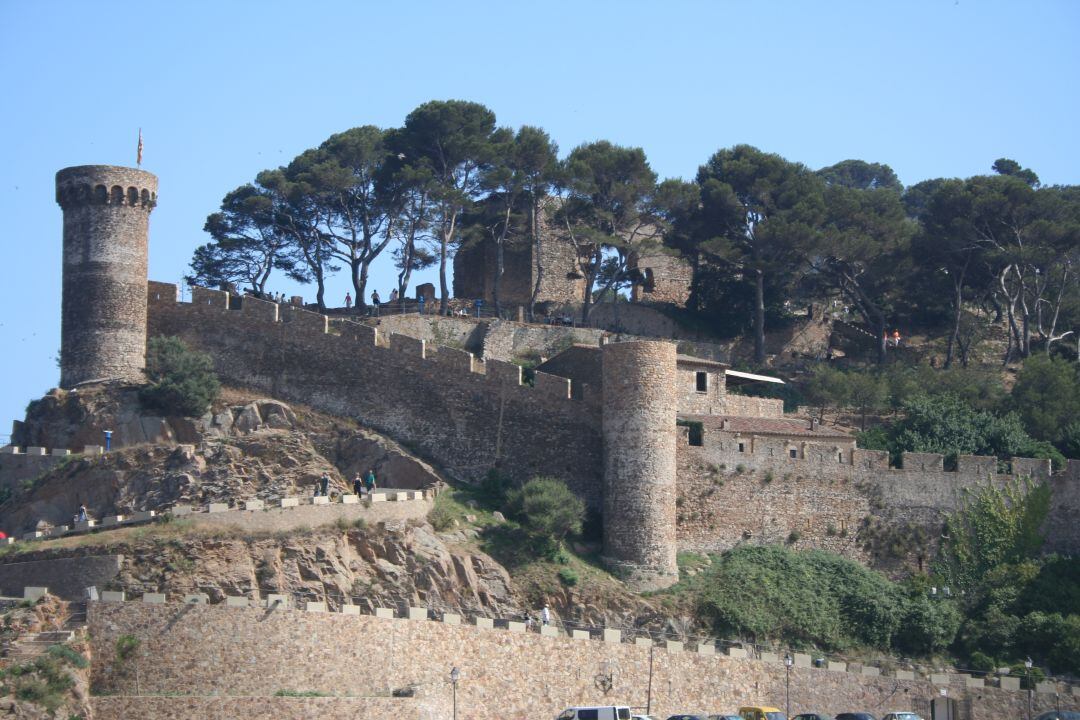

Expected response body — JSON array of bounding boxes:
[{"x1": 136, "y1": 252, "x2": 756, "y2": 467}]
[
  {"x1": 708, "y1": 715, "x2": 743, "y2": 720},
  {"x1": 882, "y1": 713, "x2": 924, "y2": 720},
  {"x1": 1035, "y1": 714, "x2": 1080, "y2": 720},
  {"x1": 632, "y1": 716, "x2": 660, "y2": 720},
  {"x1": 557, "y1": 707, "x2": 633, "y2": 720},
  {"x1": 666, "y1": 715, "x2": 710, "y2": 720},
  {"x1": 794, "y1": 714, "x2": 834, "y2": 720},
  {"x1": 835, "y1": 713, "x2": 878, "y2": 720},
  {"x1": 739, "y1": 707, "x2": 788, "y2": 720}
]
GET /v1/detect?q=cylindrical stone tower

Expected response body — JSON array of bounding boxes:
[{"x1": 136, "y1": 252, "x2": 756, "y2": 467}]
[
  {"x1": 601, "y1": 340, "x2": 679, "y2": 590},
  {"x1": 56, "y1": 165, "x2": 158, "y2": 388}
]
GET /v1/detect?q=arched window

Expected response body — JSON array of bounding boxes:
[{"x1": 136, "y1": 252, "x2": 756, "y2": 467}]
[
  {"x1": 111, "y1": 186, "x2": 123, "y2": 204},
  {"x1": 93, "y1": 185, "x2": 108, "y2": 204},
  {"x1": 127, "y1": 187, "x2": 139, "y2": 205},
  {"x1": 140, "y1": 189, "x2": 150, "y2": 206}
]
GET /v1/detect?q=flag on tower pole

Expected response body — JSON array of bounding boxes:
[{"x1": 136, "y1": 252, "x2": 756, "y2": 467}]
[{"x1": 137, "y1": 129, "x2": 143, "y2": 167}]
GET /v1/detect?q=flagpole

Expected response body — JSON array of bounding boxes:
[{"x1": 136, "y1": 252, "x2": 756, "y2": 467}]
[{"x1": 137, "y1": 129, "x2": 143, "y2": 168}]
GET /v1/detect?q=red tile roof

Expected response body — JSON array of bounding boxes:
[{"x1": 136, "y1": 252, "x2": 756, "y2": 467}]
[{"x1": 682, "y1": 414, "x2": 853, "y2": 440}]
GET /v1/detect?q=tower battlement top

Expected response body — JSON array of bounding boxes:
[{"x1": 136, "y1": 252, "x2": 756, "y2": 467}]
[{"x1": 56, "y1": 165, "x2": 158, "y2": 209}]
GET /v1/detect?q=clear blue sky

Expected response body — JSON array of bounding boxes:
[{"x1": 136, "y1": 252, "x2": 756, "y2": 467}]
[{"x1": 1, "y1": 0, "x2": 1078, "y2": 441}]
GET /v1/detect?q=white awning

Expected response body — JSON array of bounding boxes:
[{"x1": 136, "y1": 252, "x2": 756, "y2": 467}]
[{"x1": 724, "y1": 369, "x2": 786, "y2": 385}]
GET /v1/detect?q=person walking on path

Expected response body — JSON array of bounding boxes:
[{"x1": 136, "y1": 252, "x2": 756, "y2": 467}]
[
  {"x1": 541, "y1": 605, "x2": 551, "y2": 626},
  {"x1": 319, "y1": 473, "x2": 330, "y2": 497},
  {"x1": 352, "y1": 472, "x2": 364, "y2": 496},
  {"x1": 370, "y1": 290, "x2": 381, "y2": 316},
  {"x1": 365, "y1": 468, "x2": 377, "y2": 493},
  {"x1": 345, "y1": 292, "x2": 352, "y2": 310}
]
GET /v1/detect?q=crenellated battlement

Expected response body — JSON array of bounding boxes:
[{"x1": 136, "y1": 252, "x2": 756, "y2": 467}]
[
  {"x1": 688, "y1": 423, "x2": 1057, "y2": 482},
  {"x1": 144, "y1": 280, "x2": 1080, "y2": 569},
  {"x1": 674, "y1": 421, "x2": 1078, "y2": 560},
  {"x1": 152, "y1": 281, "x2": 590, "y2": 405},
  {"x1": 145, "y1": 282, "x2": 604, "y2": 507},
  {"x1": 55, "y1": 165, "x2": 157, "y2": 210}
]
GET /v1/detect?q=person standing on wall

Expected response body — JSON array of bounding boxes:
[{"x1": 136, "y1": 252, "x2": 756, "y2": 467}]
[
  {"x1": 319, "y1": 473, "x2": 330, "y2": 497},
  {"x1": 541, "y1": 604, "x2": 551, "y2": 626},
  {"x1": 365, "y1": 468, "x2": 377, "y2": 493},
  {"x1": 345, "y1": 292, "x2": 352, "y2": 310},
  {"x1": 371, "y1": 290, "x2": 381, "y2": 317},
  {"x1": 352, "y1": 472, "x2": 364, "y2": 497}
]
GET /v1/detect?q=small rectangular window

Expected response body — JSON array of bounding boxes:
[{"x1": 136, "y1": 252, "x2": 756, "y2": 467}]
[
  {"x1": 695, "y1": 371, "x2": 708, "y2": 393},
  {"x1": 838, "y1": 452, "x2": 844, "y2": 464},
  {"x1": 738, "y1": 442, "x2": 745, "y2": 453},
  {"x1": 789, "y1": 448, "x2": 797, "y2": 459}
]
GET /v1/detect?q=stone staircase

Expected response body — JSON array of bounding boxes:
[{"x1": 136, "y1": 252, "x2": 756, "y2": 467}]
[{"x1": 0, "y1": 600, "x2": 86, "y2": 665}]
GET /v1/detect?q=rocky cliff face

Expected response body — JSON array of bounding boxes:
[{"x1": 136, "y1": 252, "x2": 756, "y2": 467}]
[
  {"x1": 2, "y1": 384, "x2": 690, "y2": 641},
  {"x1": 2, "y1": 387, "x2": 447, "y2": 535}
]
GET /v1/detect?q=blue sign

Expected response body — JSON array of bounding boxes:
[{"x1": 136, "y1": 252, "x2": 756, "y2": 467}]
[{"x1": 475, "y1": 299, "x2": 484, "y2": 307}]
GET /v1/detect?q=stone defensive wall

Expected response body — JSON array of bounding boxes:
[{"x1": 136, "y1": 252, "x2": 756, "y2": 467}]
[
  {"x1": 0, "y1": 448, "x2": 72, "y2": 496},
  {"x1": 676, "y1": 423, "x2": 1080, "y2": 555},
  {"x1": 8, "y1": 489, "x2": 428, "y2": 549},
  {"x1": 0, "y1": 554, "x2": 122, "y2": 600},
  {"x1": 86, "y1": 599, "x2": 1077, "y2": 720},
  {"x1": 147, "y1": 282, "x2": 604, "y2": 506}
]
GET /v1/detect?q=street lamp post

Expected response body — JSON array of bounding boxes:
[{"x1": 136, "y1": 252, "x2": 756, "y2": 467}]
[
  {"x1": 450, "y1": 666, "x2": 460, "y2": 720},
  {"x1": 1025, "y1": 657, "x2": 1033, "y2": 720},
  {"x1": 784, "y1": 653, "x2": 794, "y2": 718}
]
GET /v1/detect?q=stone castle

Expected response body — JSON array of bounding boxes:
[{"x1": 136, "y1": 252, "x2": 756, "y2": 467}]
[{"x1": 36, "y1": 164, "x2": 1080, "y2": 589}]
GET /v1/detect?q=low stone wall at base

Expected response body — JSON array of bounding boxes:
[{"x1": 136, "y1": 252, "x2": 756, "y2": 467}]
[
  {"x1": 88, "y1": 602, "x2": 1077, "y2": 720},
  {"x1": 0, "y1": 554, "x2": 122, "y2": 600},
  {"x1": 91, "y1": 695, "x2": 436, "y2": 720},
  {"x1": 181, "y1": 496, "x2": 430, "y2": 534}
]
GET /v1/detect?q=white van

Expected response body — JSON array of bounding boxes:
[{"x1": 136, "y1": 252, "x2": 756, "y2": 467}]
[{"x1": 557, "y1": 707, "x2": 632, "y2": 720}]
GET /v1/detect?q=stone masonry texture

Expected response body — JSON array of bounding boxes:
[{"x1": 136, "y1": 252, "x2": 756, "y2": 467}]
[
  {"x1": 56, "y1": 165, "x2": 158, "y2": 388},
  {"x1": 144, "y1": 283, "x2": 1080, "y2": 566},
  {"x1": 602, "y1": 340, "x2": 679, "y2": 588},
  {"x1": 147, "y1": 285, "x2": 605, "y2": 509},
  {"x1": 88, "y1": 602, "x2": 1075, "y2": 720},
  {"x1": 0, "y1": 554, "x2": 122, "y2": 599}
]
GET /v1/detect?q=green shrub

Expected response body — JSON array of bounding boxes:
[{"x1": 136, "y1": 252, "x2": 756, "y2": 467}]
[
  {"x1": 697, "y1": 545, "x2": 903, "y2": 651},
  {"x1": 894, "y1": 596, "x2": 962, "y2": 655},
  {"x1": 46, "y1": 644, "x2": 88, "y2": 669},
  {"x1": 504, "y1": 477, "x2": 585, "y2": 551},
  {"x1": 558, "y1": 567, "x2": 579, "y2": 586},
  {"x1": 968, "y1": 651, "x2": 997, "y2": 675},
  {"x1": 139, "y1": 336, "x2": 220, "y2": 416},
  {"x1": 115, "y1": 634, "x2": 140, "y2": 663},
  {"x1": 0, "y1": 655, "x2": 76, "y2": 712},
  {"x1": 786, "y1": 530, "x2": 800, "y2": 544},
  {"x1": 427, "y1": 502, "x2": 455, "y2": 532},
  {"x1": 479, "y1": 469, "x2": 513, "y2": 507},
  {"x1": 274, "y1": 689, "x2": 330, "y2": 697}
]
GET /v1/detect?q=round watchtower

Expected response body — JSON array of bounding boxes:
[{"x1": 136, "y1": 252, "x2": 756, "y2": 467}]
[
  {"x1": 601, "y1": 340, "x2": 679, "y2": 589},
  {"x1": 55, "y1": 165, "x2": 158, "y2": 388}
]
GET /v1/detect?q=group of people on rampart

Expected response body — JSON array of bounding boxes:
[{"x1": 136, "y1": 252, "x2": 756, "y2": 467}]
[{"x1": 313, "y1": 469, "x2": 378, "y2": 497}]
